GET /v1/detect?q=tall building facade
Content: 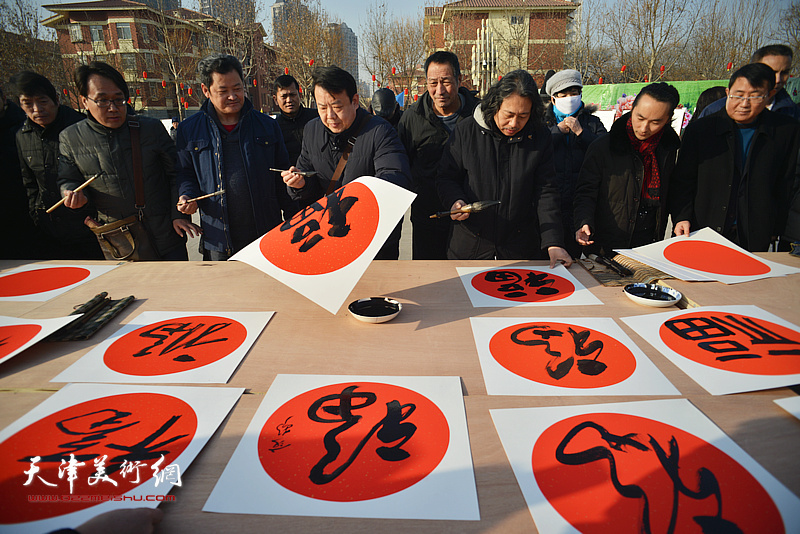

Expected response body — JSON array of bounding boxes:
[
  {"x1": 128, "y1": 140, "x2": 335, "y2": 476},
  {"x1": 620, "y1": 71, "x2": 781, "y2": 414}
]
[
  {"x1": 199, "y1": 0, "x2": 255, "y2": 24},
  {"x1": 271, "y1": 0, "x2": 310, "y2": 43},
  {"x1": 327, "y1": 22, "x2": 358, "y2": 81}
]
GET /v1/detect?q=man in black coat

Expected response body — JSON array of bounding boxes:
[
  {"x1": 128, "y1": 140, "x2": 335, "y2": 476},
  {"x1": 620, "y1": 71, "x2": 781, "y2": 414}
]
[
  {"x1": 398, "y1": 51, "x2": 480, "y2": 259},
  {"x1": 282, "y1": 67, "x2": 411, "y2": 259},
  {"x1": 273, "y1": 74, "x2": 316, "y2": 166},
  {"x1": 544, "y1": 69, "x2": 607, "y2": 258},
  {"x1": 574, "y1": 82, "x2": 681, "y2": 255},
  {"x1": 671, "y1": 63, "x2": 800, "y2": 252},
  {"x1": 14, "y1": 71, "x2": 102, "y2": 259}
]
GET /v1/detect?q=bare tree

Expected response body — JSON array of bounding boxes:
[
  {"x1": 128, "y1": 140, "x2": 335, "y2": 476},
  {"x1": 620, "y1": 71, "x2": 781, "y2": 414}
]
[
  {"x1": 778, "y1": 0, "x2": 800, "y2": 75},
  {"x1": 565, "y1": 0, "x2": 615, "y2": 83}
]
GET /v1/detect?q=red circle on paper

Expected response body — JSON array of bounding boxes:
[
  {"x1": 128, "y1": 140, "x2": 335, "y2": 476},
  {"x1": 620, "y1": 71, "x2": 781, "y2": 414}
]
[
  {"x1": 0, "y1": 324, "x2": 43, "y2": 359},
  {"x1": 471, "y1": 269, "x2": 575, "y2": 303},
  {"x1": 489, "y1": 322, "x2": 636, "y2": 388},
  {"x1": 260, "y1": 182, "x2": 380, "y2": 275},
  {"x1": 0, "y1": 267, "x2": 91, "y2": 297},
  {"x1": 659, "y1": 312, "x2": 800, "y2": 375},
  {"x1": 258, "y1": 382, "x2": 449, "y2": 501},
  {"x1": 532, "y1": 412, "x2": 783, "y2": 534},
  {"x1": 0, "y1": 393, "x2": 197, "y2": 524},
  {"x1": 663, "y1": 241, "x2": 769, "y2": 276},
  {"x1": 103, "y1": 315, "x2": 248, "y2": 376}
]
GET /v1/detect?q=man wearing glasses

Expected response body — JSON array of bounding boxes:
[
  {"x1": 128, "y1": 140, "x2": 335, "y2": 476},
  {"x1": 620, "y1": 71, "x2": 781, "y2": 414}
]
[
  {"x1": 671, "y1": 63, "x2": 800, "y2": 252},
  {"x1": 58, "y1": 61, "x2": 199, "y2": 260},
  {"x1": 397, "y1": 51, "x2": 480, "y2": 259}
]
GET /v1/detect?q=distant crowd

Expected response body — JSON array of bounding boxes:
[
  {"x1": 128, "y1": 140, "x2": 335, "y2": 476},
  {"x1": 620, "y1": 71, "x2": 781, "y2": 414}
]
[{"x1": 1, "y1": 44, "x2": 798, "y2": 265}]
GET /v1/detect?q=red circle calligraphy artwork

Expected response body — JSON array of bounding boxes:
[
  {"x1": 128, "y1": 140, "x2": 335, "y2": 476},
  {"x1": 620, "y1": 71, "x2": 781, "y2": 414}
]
[
  {"x1": 0, "y1": 324, "x2": 42, "y2": 359},
  {"x1": 260, "y1": 182, "x2": 380, "y2": 275},
  {"x1": 532, "y1": 413, "x2": 783, "y2": 534},
  {"x1": 103, "y1": 315, "x2": 248, "y2": 376},
  {"x1": 0, "y1": 267, "x2": 91, "y2": 297},
  {"x1": 0, "y1": 393, "x2": 197, "y2": 524},
  {"x1": 659, "y1": 311, "x2": 800, "y2": 375},
  {"x1": 663, "y1": 241, "x2": 770, "y2": 276},
  {"x1": 258, "y1": 382, "x2": 449, "y2": 501},
  {"x1": 471, "y1": 269, "x2": 575, "y2": 303},
  {"x1": 489, "y1": 322, "x2": 636, "y2": 388}
]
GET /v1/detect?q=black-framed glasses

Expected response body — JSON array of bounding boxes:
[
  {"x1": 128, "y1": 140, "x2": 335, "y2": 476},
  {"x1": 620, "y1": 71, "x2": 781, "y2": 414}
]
[
  {"x1": 86, "y1": 96, "x2": 126, "y2": 108},
  {"x1": 727, "y1": 94, "x2": 767, "y2": 103}
]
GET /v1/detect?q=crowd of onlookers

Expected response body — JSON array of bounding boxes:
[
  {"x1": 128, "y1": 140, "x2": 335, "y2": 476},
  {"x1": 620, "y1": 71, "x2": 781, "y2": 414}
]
[{"x1": 1, "y1": 44, "x2": 798, "y2": 265}]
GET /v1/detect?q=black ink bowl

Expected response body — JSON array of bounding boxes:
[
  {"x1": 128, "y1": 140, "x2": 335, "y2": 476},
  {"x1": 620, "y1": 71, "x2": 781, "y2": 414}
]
[
  {"x1": 348, "y1": 297, "x2": 402, "y2": 323},
  {"x1": 623, "y1": 283, "x2": 682, "y2": 308}
]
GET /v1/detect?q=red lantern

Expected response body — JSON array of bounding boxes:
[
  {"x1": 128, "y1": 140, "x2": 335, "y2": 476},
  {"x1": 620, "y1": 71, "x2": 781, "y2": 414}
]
[
  {"x1": 180, "y1": 82, "x2": 184, "y2": 89},
  {"x1": 727, "y1": 61, "x2": 733, "y2": 71},
  {"x1": 126, "y1": 98, "x2": 131, "y2": 104},
  {"x1": 188, "y1": 87, "x2": 193, "y2": 95},
  {"x1": 391, "y1": 67, "x2": 396, "y2": 75},
  {"x1": 660, "y1": 65, "x2": 665, "y2": 74},
  {"x1": 620, "y1": 65, "x2": 627, "y2": 73},
  {"x1": 598, "y1": 76, "x2": 604, "y2": 84},
  {"x1": 404, "y1": 88, "x2": 408, "y2": 95},
  {"x1": 253, "y1": 78, "x2": 257, "y2": 87},
  {"x1": 284, "y1": 67, "x2": 289, "y2": 75},
  {"x1": 309, "y1": 59, "x2": 314, "y2": 66},
  {"x1": 180, "y1": 97, "x2": 185, "y2": 103},
  {"x1": 372, "y1": 74, "x2": 376, "y2": 82},
  {"x1": 298, "y1": 86, "x2": 302, "y2": 93},
  {"x1": 498, "y1": 75, "x2": 502, "y2": 80},
  {"x1": 161, "y1": 80, "x2": 166, "y2": 88},
  {"x1": 63, "y1": 88, "x2": 68, "y2": 95},
  {"x1": 184, "y1": 101, "x2": 188, "y2": 109},
  {"x1": 413, "y1": 94, "x2": 418, "y2": 101},
  {"x1": 644, "y1": 75, "x2": 649, "y2": 82},
  {"x1": 136, "y1": 88, "x2": 140, "y2": 95},
  {"x1": 142, "y1": 70, "x2": 147, "y2": 79}
]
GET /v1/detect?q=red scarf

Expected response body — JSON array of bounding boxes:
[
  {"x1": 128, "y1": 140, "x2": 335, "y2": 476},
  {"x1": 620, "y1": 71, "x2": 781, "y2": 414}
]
[{"x1": 626, "y1": 115, "x2": 665, "y2": 201}]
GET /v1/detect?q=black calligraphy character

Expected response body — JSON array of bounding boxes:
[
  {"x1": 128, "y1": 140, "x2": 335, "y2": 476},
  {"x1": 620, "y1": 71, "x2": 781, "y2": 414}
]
[
  {"x1": 555, "y1": 421, "x2": 742, "y2": 534},
  {"x1": 307, "y1": 385, "x2": 416, "y2": 485},
  {"x1": 484, "y1": 271, "x2": 527, "y2": 298},
  {"x1": 132, "y1": 321, "x2": 232, "y2": 362},
  {"x1": 269, "y1": 417, "x2": 293, "y2": 452},
  {"x1": 569, "y1": 328, "x2": 606, "y2": 375},
  {"x1": 523, "y1": 272, "x2": 559, "y2": 295},
  {"x1": 279, "y1": 189, "x2": 359, "y2": 253},
  {"x1": 510, "y1": 326, "x2": 605, "y2": 379}
]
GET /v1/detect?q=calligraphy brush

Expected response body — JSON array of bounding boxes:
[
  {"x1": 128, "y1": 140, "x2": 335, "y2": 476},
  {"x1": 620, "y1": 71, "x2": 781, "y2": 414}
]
[
  {"x1": 269, "y1": 168, "x2": 318, "y2": 177},
  {"x1": 177, "y1": 190, "x2": 226, "y2": 206},
  {"x1": 430, "y1": 200, "x2": 501, "y2": 219},
  {"x1": 46, "y1": 173, "x2": 101, "y2": 213}
]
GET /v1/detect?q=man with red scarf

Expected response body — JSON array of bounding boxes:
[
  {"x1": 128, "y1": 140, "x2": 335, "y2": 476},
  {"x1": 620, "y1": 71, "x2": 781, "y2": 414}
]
[{"x1": 573, "y1": 82, "x2": 681, "y2": 255}]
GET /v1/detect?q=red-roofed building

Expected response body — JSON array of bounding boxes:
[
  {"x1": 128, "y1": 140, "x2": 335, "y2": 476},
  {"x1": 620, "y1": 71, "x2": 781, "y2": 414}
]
[
  {"x1": 42, "y1": 0, "x2": 280, "y2": 118},
  {"x1": 424, "y1": 0, "x2": 578, "y2": 92}
]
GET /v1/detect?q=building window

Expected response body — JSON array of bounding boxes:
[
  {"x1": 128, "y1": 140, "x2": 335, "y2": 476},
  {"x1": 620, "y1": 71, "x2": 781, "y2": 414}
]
[
  {"x1": 90, "y1": 25, "x2": 104, "y2": 42},
  {"x1": 120, "y1": 53, "x2": 137, "y2": 72},
  {"x1": 69, "y1": 24, "x2": 82, "y2": 42},
  {"x1": 140, "y1": 24, "x2": 148, "y2": 42},
  {"x1": 117, "y1": 22, "x2": 132, "y2": 40},
  {"x1": 510, "y1": 15, "x2": 523, "y2": 25}
]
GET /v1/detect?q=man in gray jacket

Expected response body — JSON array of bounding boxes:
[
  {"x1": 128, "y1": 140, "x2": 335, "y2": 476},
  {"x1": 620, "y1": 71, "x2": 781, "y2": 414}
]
[{"x1": 59, "y1": 62, "x2": 199, "y2": 260}]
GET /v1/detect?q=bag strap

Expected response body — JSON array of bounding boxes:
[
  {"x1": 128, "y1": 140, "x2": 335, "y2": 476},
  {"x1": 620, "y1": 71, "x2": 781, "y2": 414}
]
[
  {"x1": 325, "y1": 112, "x2": 371, "y2": 196},
  {"x1": 128, "y1": 118, "x2": 146, "y2": 213}
]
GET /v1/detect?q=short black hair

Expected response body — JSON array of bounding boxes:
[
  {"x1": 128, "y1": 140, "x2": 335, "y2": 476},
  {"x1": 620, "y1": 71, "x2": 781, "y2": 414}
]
[
  {"x1": 691, "y1": 85, "x2": 727, "y2": 120},
  {"x1": 751, "y1": 44, "x2": 793, "y2": 62},
  {"x1": 728, "y1": 62, "x2": 775, "y2": 92},
  {"x1": 424, "y1": 51, "x2": 461, "y2": 80},
  {"x1": 311, "y1": 66, "x2": 356, "y2": 101},
  {"x1": 197, "y1": 54, "x2": 244, "y2": 89},
  {"x1": 274, "y1": 74, "x2": 299, "y2": 92},
  {"x1": 13, "y1": 71, "x2": 58, "y2": 104},
  {"x1": 481, "y1": 69, "x2": 543, "y2": 130},
  {"x1": 632, "y1": 82, "x2": 680, "y2": 113},
  {"x1": 75, "y1": 61, "x2": 129, "y2": 100}
]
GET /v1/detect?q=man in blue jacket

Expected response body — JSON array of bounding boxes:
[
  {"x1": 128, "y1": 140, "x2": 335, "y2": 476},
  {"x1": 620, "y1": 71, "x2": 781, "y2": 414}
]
[{"x1": 177, "y1": 54, "x2": 297, "y2": 260}]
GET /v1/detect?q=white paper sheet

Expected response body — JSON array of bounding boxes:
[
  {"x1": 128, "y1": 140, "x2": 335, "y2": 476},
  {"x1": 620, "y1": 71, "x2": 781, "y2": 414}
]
[
  {"x1": 470, "y1": 317, "x2": 679, "y2": 395},
  {"x1": 615, "y1": 227, "x2": 800, "y2": 284},
  {"x1": 774, "y1": 396, "x2": 800, "y2": 420},
  {"x1": 456, "y1": 264, "x2": 602, "y2": 307},
  {"x1": 51, "y1": 311, "x2": 273, "y2": 384},
  {"x1": 230, "y1": 177, "x2": 415, "y2": 314},
  {"x1": 0, "y1": 383, "x2": 242, "y2": 533},
  {"x1": 0, "y1": 314, "x2": 82, "y2": 366},
  {"x1": 204, "y1": 374, "x2": 480, "y2": 520},
  {"x1": 621, "y1": 305, "x2": 800, "y2": 395},
  {"x1": 491, "y1": 399, "x2": 800, "y2": 534},
  {"x1": 0, "y1": 264, "x2": 119, "y2": 302}
]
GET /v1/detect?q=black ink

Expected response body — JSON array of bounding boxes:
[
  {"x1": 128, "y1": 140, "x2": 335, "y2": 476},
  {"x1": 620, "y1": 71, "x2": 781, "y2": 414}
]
[
  {"x1": 279, "y1": 189, "x2": 359, "y2": 253},
  {"x1": 510, "y1": 325, "x2": 606, "y2": 379},
  {"x1": 132, "y1": 321, "x2": 232, "y2": 362}
]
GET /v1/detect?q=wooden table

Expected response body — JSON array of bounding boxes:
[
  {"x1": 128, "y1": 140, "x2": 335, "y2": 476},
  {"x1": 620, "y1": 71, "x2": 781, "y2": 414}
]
[{"x1": 1, "y1": 258, "x2": 799, "y2": 533}]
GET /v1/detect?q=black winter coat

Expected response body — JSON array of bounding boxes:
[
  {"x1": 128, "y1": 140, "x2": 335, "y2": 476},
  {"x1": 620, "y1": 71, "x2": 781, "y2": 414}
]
[
  {"x1": 573, "y1": 113, "x2": 680, "y2": 255},
  {"x1": 670, "y1": 109, "x2": 800, "y2": 251},
  {"x1": 275, "y1": 105, "x2": 317, "y2": 166},
  {"x1": 436, "y1": 105, "x2": 563, "y2": 260}
]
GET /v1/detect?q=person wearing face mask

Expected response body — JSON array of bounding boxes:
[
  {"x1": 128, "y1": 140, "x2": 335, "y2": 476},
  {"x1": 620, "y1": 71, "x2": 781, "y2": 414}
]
[
  {"x1": 544, "y1": 69, "x2": 607, "y2": 259},
  {"x1": 436, "y1": 70, "x2": 571, "y2": 266}
]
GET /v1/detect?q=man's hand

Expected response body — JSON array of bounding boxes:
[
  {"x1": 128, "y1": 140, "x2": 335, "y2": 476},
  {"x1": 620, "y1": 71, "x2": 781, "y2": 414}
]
[
  {"x1": 556, "y1": 120, "x2": 570, "y2": 134},
  {"x1": 673, "y1": 220, "x2": 691, "y2": 236},
  {"x1": 76, "y1": 507, "x2": 163, "y2": 534},
  {"x1": 562, "y1": 116, "x2": 583, "y2": 136},
  {"x1": 177, "y1": 195, "x2": 198, "y2": 215},
  {"x1": 173, "y1": 218, "x2": 202, "y2": 238},
  {"x1": 450, "y1": 199, "x2": 470, "y2": 221},
  {"x1": 282, "y1": 166, "x2": 306, "y2": 189},
  {"x1": 576, "y1": 224, "x2": 594, "y2": 245},
  {"x1": 63, "y1": 189, "x2": 88, "y2": 209},
  {"x1": 548, "y1": 246, "x2": 573, "y2": 268}
]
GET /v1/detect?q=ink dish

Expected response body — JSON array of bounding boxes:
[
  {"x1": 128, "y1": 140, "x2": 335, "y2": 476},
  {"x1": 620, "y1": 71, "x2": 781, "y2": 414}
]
[
  {"x1": 623, "y1": 283, "x2": 682, "y2": 308},
  {"x1": 348, "y1": 297, "x2": 402, "y2": 323}
]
